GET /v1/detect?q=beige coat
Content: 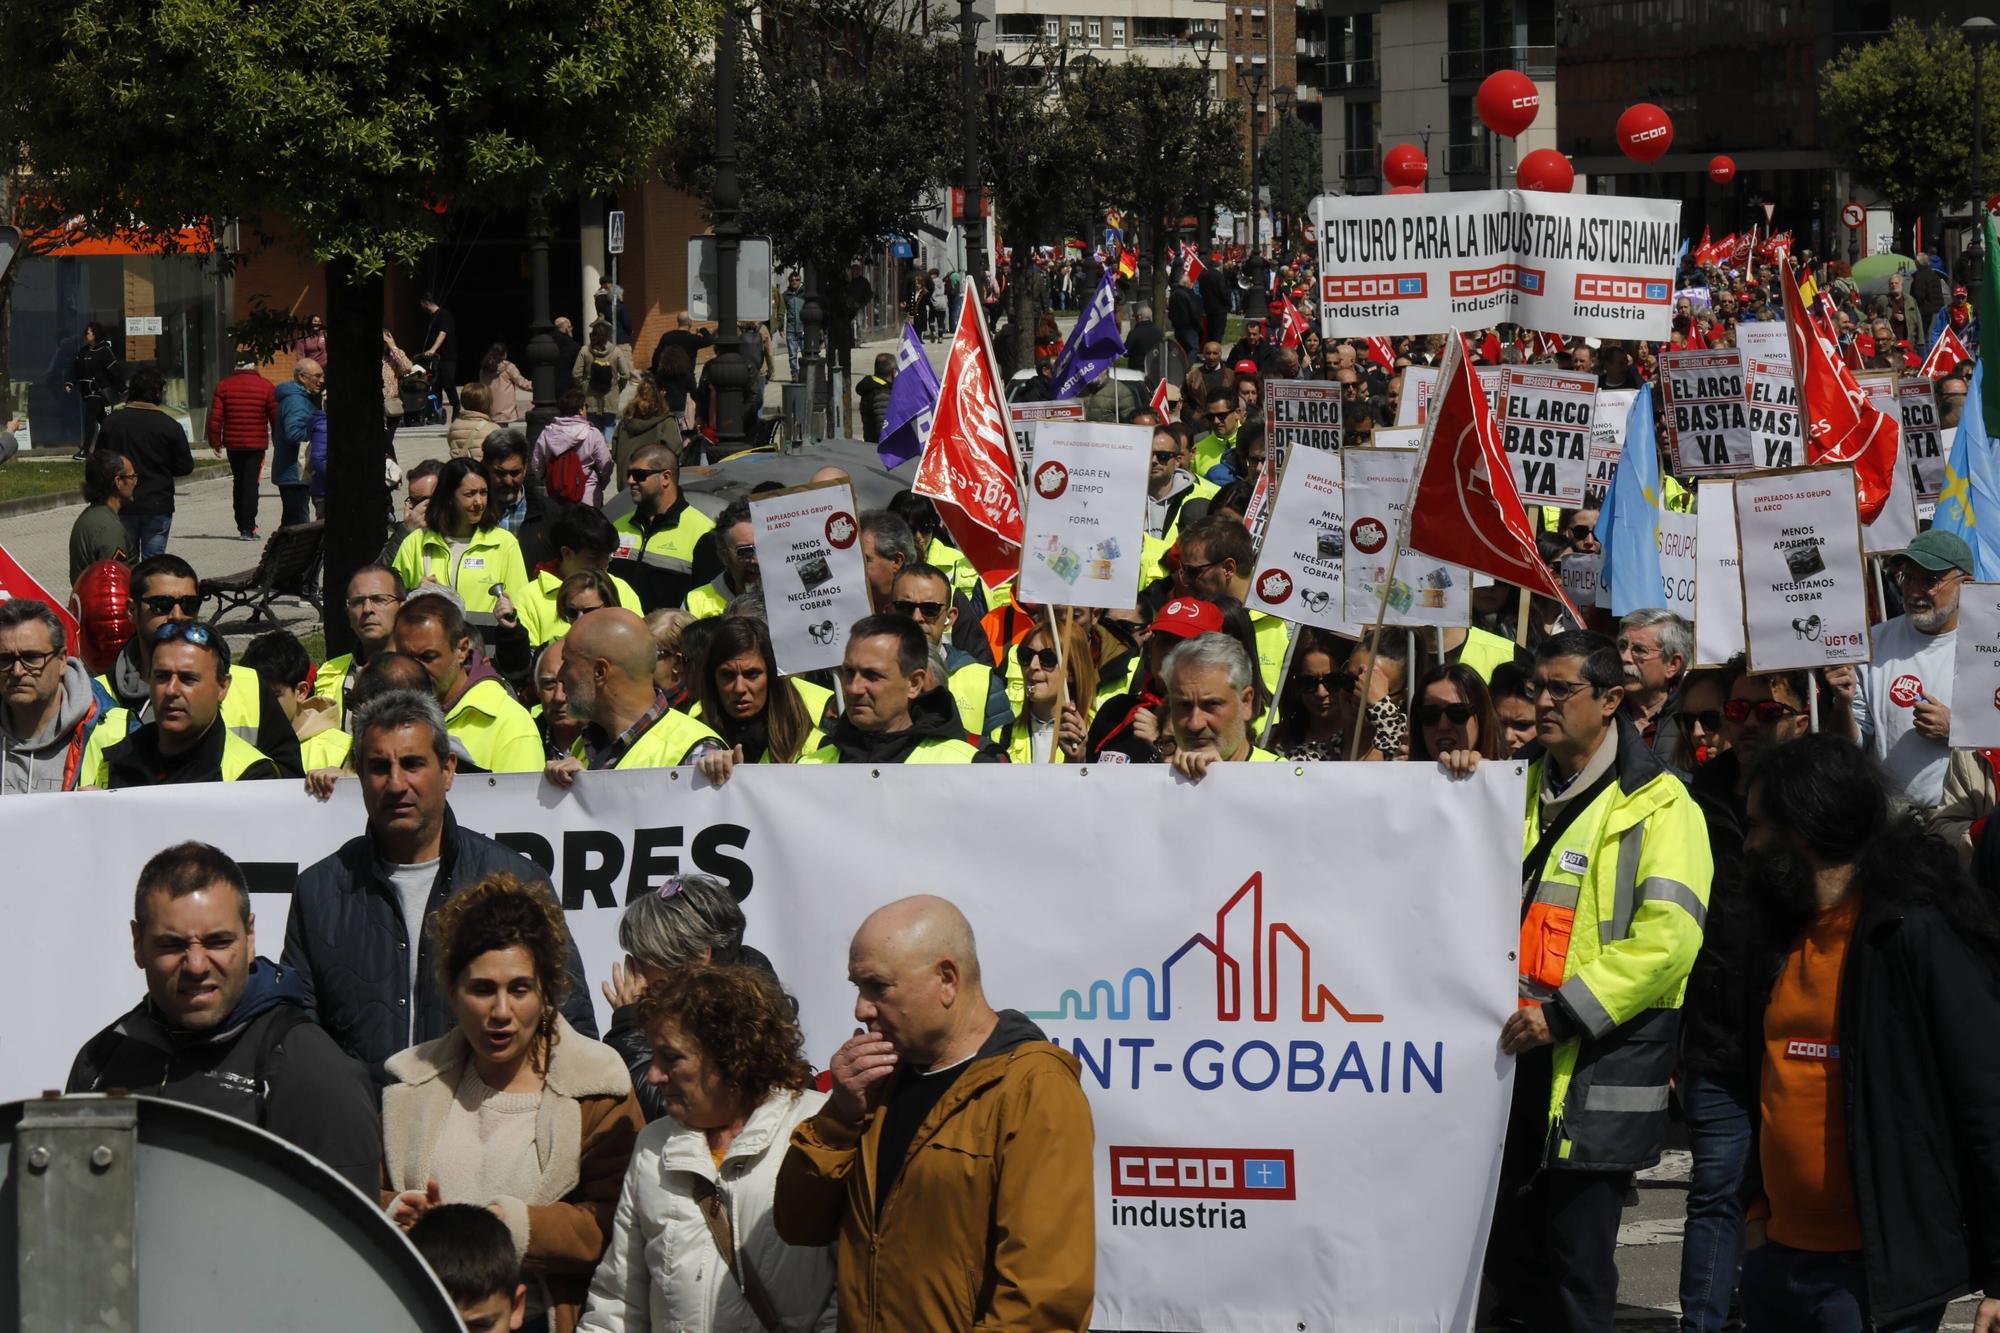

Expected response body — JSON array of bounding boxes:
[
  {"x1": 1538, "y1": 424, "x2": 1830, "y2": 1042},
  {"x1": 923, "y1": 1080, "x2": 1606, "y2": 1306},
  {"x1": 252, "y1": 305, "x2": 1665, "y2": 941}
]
[{"x1": 383, "y1": 1016, "x2": 644, "y2": 1333}]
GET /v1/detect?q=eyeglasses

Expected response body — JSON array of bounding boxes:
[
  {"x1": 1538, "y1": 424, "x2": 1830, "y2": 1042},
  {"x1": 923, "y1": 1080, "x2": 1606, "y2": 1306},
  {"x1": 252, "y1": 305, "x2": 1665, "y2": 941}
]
[
  {"x1": 733, "y1": 544, "x2": 757, "y2": 562},
  {"x1": 0, "y1": 648, "x2": 57, "y2": 674},
  {"x1": 1297, "y1": 670, "x2": 1358, "y2": 695},
  {"x1": 892, "y1": 598, "x2": 948, "y2": 620},
  {"x1": 346, "y1": 592, "x2": 401, "y2": 610},
  {"x1": 1892, "y1": 561, "x2": 1962, "y2": 588},
  {"x1": 153, "y1": 622, "x2": 220, "y2": 649},
  {"x1": 627, "y1": 467, "x2": 663, "y2": 483},
  {"x1": 1017, "y1": 647, "x2": 1061, "y2": 669},
  {"x1": 1532, "y1": 677, "x2": 1599, "y2": 704},
  {"x1": 1682, "y1": 709, "x2": 1724, "y2": 733},
  {"x1": 1723, "y1": 697, "x2": 1801, "y2": 724},
  {"x1": 140, "y1": 594, "x2": 203, "y2": 617},
  {"x1": 1417, "y1": 702, "x2": 1475, "y2": 727}
]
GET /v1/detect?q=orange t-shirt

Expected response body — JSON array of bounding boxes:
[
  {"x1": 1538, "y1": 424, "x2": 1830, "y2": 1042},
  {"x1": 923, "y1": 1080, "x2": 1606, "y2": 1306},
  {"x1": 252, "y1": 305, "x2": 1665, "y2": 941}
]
[{"x1": 1759, "y1": 894, "x2": 1863, "y2": 1252}]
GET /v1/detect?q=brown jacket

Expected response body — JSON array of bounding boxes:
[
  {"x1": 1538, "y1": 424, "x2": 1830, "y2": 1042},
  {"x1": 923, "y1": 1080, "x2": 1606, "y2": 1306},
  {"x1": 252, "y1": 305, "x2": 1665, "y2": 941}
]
[
  {"x1": 773, "y1": 1010, "x2": 1095, "y2": 1333},
  {"x1": 381, "y1": 1016, "x2": 643, "y2": 1333}
]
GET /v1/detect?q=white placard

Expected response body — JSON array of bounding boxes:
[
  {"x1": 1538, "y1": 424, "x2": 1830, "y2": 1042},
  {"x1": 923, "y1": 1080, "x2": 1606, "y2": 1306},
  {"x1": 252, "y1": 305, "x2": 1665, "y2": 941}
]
[
  {"x1": 1499, "y1": 368, "x2": 1596, "y2": 507},
  {"x1": 1561, "y1": 551, "x2": 1602, "y2": 610},
  {"x1": 1743, "y1": 356, "x2": 1801, "y2": 471},
  {"x1": 1694, "y1": 479, "x2": 1745, "y2": 666},
  {"x1": 1586, "y1": 387, "x2": 1637, "y2": 504},
  {"x1": 687, "y1": 234, "x2": 774, "y2": 322},
  {"x1": 1657, "y1": 507, "x2": 1697, "y2": 621},
  {"x1": 1264, "y1": 379, "x2": 1342, "y2": 478},
  {"x1": 1661, "y1": 348, "x2": 1752, "y2": 475},
  {"x1": 1859, "y1": 376, "x2": 1917, "y2": 556},
  {"x1": 1900, "y1": 380, "x2": 1946, "y2": 502},
  {"x1": 1010, "y1": 400, "x2": 1086, "y2": 466},
  {"x1": 1950, "y1": 585, "x2": 2000, "y2": 748},
  {"x1": 1734, "y1": 466, "x2": 1873, "y2": 673},
  {"x1": 1248, "y1": 446, "x2": 1362, "y2": 636},
  {"x1": 1397, "y1": 364, "x2": 1502, "y2": 428},
  {"x1": 1311, "y1": 189, "x2": 1683, "y2": 341},
  {"x1": 0, "y1": 765, "x2": 1523, "y2": 1333},
  {"x1": 1018, "y1": 422, "x2": 1150, "y2": 609},
  {"x1": 748, "y1": 481, "x2": 872, "y2": 676},
  {"x1": 1341, "y1": 447, "x2": 1470, "y2": 627},
  {"x1": 124, "y1": 315, "x2": 163, "y2": 336},
  {"x1": 1735, "y1": 321, "x2": 1790, "y2": 368}
]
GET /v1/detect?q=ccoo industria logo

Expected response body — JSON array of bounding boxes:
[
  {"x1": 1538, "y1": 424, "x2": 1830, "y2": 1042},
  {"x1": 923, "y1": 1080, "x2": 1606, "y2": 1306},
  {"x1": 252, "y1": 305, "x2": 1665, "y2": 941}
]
[{"x1": 1028, "y1": 872, "x2": 1445, "y2": 1098}]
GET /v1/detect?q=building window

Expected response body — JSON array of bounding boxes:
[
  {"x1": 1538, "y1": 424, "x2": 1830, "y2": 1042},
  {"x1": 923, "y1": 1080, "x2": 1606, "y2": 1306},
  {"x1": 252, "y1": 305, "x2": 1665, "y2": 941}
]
[
  {"x1": 1088, "y1": 18, "x2": 1101, "y2": 42},
  {"x1": 1044, "y1": 16, "x2": 1059, "y2": 38},
  {"x1": 1068, "y1": 18, "x2": 1082, "y2": 39},
  {"x1": 1112, "y1": 18, "x2": 1125, "y2": 46}
]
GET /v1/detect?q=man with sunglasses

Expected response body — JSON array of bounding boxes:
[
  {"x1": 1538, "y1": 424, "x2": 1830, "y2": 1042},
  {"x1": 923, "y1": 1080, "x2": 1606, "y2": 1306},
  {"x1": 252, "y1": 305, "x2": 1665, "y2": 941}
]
[
  {"x1": 0, "y1": 598, "x2": 115, "y2": 794},
  {"x1": 683, "y1": 500, "x2": 760, "y2": 620},
  {"x1": 1189, "y1": 386, "x2": 1242, "y2": 479},
  {"x1": 1140, "y1": 423, "x2": 1215, "y2": 588},
  {"x1": 81, "y1": 621, "x2": 283, "y2": 787},
  {"x1": 95, "y1": 554, "x2": 302, "y2": 777},
  {"x1": 612, "y1": 442, "x2": 720, "y2": 613},
  {"x1": 1834, "y1": 530, "x2": 1967, "y2": 809},
  {"x1": 1451, "y1": 630, "x2": 1712, "y2": 1332},
  {"x1": 893, "y1": 564, "x2": 1010, "y2": 740},
  {"x1": 1674, "y1": 660, "x2": 1812, "y2": 1332}
]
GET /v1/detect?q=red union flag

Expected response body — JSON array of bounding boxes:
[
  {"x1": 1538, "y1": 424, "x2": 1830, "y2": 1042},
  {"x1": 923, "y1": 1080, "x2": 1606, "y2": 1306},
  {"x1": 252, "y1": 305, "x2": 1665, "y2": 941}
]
[
  {"x1": 1401, "y1": 332, "x2": 1579, "y2": 620},
  {"x1": 1533, "y1": 330, "x2": 1567, "y2": 360},
  {"x1": 1921, "y1": 324, "x2": 1972, "y2": 379},
  {"x1": 1691, "y1": 225, "x2": 1715, "y2": 267},
  {"x1": 0, "y1": 542, "x2": 80, "y2": 645},
  {"x1": 913, "y1": 286, "x2": 1023, "y2": 589},
  {"x1": 1365, "y1": 336, "x2": 1396, "y2": 371},
  {"x1": 1272, "y1": 298, "x2": 1310, "y2": 348},
  {"x1": 1149, "y1": 378, "x2": 1175, "y2": 423},
  {"x1": 1778, "y1": 251, "x2": 1899, "y2": 524}
]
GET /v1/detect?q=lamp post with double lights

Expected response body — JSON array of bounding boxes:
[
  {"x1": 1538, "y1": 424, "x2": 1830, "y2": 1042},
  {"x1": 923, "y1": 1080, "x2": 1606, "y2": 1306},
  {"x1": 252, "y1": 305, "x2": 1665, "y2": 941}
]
[
  {"x1": 1243, "y1": 64, "x2": 1268, "y2": 321},
  {"x1": 1188, "y1": 25, "x2": 1221, "y2": 255}
]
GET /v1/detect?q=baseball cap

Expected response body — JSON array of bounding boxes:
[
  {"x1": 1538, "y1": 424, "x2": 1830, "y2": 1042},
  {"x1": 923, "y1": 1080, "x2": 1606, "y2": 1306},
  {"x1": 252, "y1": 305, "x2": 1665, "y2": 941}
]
[
  {"x1": 1232, "y1": 359, "x2": 1259, "y2": 375},
  {"x1": 1149, "y1": 597, "x2": 1225, "y2": 639},
  {"x1": 1903, "y1": 530, "x2": 1975, "y2": 576},
  {"x1": 1955, "y1": 286, "x2": 1969, "y2": 297}
]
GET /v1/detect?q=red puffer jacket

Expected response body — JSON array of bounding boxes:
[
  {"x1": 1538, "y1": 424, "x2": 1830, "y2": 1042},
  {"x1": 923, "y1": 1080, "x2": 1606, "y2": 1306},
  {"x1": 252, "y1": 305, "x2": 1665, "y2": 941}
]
[{"x1": 207, "y1": 367, "x2": 278, "y2": 451}]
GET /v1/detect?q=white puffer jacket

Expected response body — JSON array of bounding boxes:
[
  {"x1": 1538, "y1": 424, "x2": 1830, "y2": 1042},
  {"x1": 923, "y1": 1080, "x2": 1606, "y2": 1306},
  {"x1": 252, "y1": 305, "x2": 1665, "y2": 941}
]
[{"x1": 577, "y1": 1087, "x2": 837, "y2": 1333}]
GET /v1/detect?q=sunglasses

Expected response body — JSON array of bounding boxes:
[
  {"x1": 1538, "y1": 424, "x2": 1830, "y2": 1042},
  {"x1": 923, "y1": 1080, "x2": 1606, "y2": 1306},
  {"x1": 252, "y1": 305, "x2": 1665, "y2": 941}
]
[
  {"x1": 153, "y1": 621, "x2": 220, "y2": 650},
  {"x1": 1297, "y1": 670, "x2": 1358, "y2": 694},
  {"x1": 1017, "y1": 646, "x2": 1061, "y2": 670},
  {"x1": 892, "y1": 598, "x2": 948, "y2": 620},
  {"x1": 1151, "y1": 451, "x2": 1179, "y2": 464},
  {"x1": 1417, "y1": 702, "x2": 1475, "y2": 727},
  {"x1": 1682, "y1": 709, "x2": 1724, "y2": 733},
  {"x1": 1568, "y1": 526, "x2": 1595, "y2": 542},
  {"x1": 140, "y1": 594, "x2": 203, "y2": 617},
  {"x1": 1723, "y1": 698, "x2": 1801, "y2": 724},
  {"x1": 733, "y1": 544, "x2": 757, "y2": 562},
  {"x1": 627, "y1": 467, "x2": 663, "y2": 483}
]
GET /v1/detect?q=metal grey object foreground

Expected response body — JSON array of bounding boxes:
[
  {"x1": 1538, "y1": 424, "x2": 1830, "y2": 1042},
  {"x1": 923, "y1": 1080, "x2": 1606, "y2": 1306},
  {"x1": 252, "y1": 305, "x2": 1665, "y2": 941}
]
[{"x1": 0, "y1": 1094, "x2": 461, "y2": 1332}]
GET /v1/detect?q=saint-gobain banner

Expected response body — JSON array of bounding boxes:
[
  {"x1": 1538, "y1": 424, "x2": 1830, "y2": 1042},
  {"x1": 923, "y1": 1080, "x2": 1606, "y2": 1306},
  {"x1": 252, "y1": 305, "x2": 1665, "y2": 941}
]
[
  {"x1": 5, "y1": 765, "x2": 1522, "y2": 1332},
  {"x1": 1311, "y1": 190, "x2": 1684, "y2": 341}
]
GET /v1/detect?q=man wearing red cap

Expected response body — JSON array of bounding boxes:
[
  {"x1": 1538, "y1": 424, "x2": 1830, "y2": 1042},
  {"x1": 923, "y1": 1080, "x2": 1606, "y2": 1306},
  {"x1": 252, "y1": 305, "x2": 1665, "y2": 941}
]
[
  {"x1": 1226, "y1": 320, "x2": 1278, "y2": 377},
  {"x1": 1086, "y1": 596, "x2": 1223, "y2": 763}
]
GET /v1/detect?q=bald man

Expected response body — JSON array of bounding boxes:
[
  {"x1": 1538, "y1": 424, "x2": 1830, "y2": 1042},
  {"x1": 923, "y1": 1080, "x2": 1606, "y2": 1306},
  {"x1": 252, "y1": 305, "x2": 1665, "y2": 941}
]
[
  {"x1": 544, "y1": 608, "x2": 726, "y2": 785},
  {"x1": 775, "y1": 895, "x2": 1095, "y2": 1332},
  {"x1": 808, "y1": 464, "x2": 853, "y2": 487}
]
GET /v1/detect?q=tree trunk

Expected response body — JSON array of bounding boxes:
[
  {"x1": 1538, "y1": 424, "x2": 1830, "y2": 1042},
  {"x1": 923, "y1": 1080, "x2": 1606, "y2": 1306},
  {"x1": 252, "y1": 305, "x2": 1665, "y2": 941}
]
[
  {"x1": 322, "y1": 260, "x2": 388, "y2": 655},
  {"x1": 0, "y1": 169, "x2": 17, "y2": 423},
  {"x1": 1000, "y1": 253, "x2": 1042, "y2": 381}
]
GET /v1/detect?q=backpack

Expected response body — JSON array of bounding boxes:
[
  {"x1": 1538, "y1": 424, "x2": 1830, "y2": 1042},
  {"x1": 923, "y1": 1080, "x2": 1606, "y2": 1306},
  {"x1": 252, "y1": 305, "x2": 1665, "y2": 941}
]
[
  {"x1": 544, "y1": 444, "x2": 587, "y2": 504},
  {"x1": 588, "y1": 349, "x2": 616, "y2": 394}
]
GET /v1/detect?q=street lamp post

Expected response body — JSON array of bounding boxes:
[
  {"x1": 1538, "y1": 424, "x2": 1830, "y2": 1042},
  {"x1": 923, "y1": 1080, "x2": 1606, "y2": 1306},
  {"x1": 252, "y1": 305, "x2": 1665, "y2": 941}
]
[
  {"x1": 523, "y1": 193, "x2": 559, "y2": 454},
  {"x1": 1189, "y1": 26, "x2": 1220, "y2": 252},
  {"x1": 709, "y1": 2, "x2": 750, "y2": 449},
  {"x1": 959, "y1": 0, "x2": 988, "y2": 301},
  {"x1": 1969, "y1": 17, "x2": 1996, "y2": 287},
  {"x1": 1244, "y1": 65, "x2": 1268, "y2": 320}
]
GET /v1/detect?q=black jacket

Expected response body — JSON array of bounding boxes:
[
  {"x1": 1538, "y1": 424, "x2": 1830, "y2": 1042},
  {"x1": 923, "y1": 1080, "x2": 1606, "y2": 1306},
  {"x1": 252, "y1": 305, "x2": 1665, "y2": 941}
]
[
  {"x1": 107, "y1": 638, "x2": 304, "y2": 778},
  {"x1": 97, "y1": 404, "x2": 193, "y2": 516},
  {"x1": 1124, "y1": 320, "x2": 1164, "y2": 373},
  {"x1": 70, "y1": 339, "x2": 122, "y2": 399},
  {"x1": 1741, "y1": 833, "x2": 2000, "y2": 1322},
  {"x1": 102, "y1": 718, "x2": 282, "y2": 787},
  {"x1": 281, "y1": 805, "x2": 597, "y2": 1080},
  {"x1": 1680, "y1": 750, "x2": 1754, "y2": 1090},
  {"x1": 1168, "y1": 286, "x2": 1203, "y2": 343},
  {"x1": 66, "y1": 959, "x2": 380, "y2": 1195}
]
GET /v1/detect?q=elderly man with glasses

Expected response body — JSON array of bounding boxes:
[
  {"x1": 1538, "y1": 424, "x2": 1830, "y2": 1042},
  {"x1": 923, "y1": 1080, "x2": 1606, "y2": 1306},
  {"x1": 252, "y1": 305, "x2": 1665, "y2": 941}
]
[
  {"x1": 1829, "y1": 529, "x2": 1969, "y2": 809},
  {"x1": 0, "y1": 597, "x2": 116, "y2": 794}
]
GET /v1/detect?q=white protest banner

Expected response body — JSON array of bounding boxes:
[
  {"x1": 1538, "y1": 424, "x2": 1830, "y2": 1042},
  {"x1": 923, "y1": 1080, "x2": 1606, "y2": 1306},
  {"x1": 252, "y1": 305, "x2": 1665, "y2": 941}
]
[
  {"x1": 1586, "y1": 387, "x2": 1637, "y2": 504},
  {"x1": 1370, "y1": 426, "x2": 1422, "y2": 450},
  {"x1": 748, "y1": 480, "x2": 871, "y2": 675},
  {"x1": 1658, "y1": 507, "x2": 1697, "y2": 621},
  {"x1": 1010, "y1": 399, "x2": 1086, "y2": 465},
  {"x1": 1264, "y1": 379, "x2": 1342, "y2": 477},
  {"x1": 1395, "y1": 364, "x2": 1502, "y2": 429},
  {"x1": 1560, "y1": 551, "x2": 1602, "y2": 610},
  {"x1": 1694, "y1": 479, "x2": 1745, "y2": 666},
  {"x1": 1248, "y1": 446, "x2": 1362, "y2": 635},
  {"x1": 1743, "y1": 355, "x2": 1801, "y2": 470},
  {"x1": 1660, "y1": 348, "x2": 1752, "y2": 475},
  {"x1": 1950, "y1": 585, "x2": 2000, "y2": 748},
  {"x1": 1341, "y1": 446, "x2": 1470, "y2": 626},
  {"x1": 1858, "y1": 376, "x2": 1916, "y2": 556},
  {"x1": 0, "y1": 764, "x2": 1522, "y2": 1332},
  {"x1": 1734, "y1": 465, "x2": 1872, "y2": 673},
  {"x1": 1310, "y1": 189, "x2": 1682, "y2": 341},
  {"x1": 1736, "y1": 321, "x2": 1791, "y2": 368},
  {"x1": 1499, "y1": 368, "x2": 1596, "y2": 507},
  {"x1": 1018, "y1": 421, "x2": 1150, "y2": 609},
  {"x1": 1900, "y1": 379, "x2": 1946, "y2": 501}
]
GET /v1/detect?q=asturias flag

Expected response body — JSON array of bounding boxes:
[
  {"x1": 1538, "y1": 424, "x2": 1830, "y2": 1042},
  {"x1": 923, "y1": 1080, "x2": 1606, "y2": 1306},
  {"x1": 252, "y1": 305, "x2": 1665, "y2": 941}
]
[
  {"x1": 1593, "y1": 385, "x2": 1665, "y2": 616},
  {"x1": 1050, "y1": 271, "x2": 1126, "y2": 400}
]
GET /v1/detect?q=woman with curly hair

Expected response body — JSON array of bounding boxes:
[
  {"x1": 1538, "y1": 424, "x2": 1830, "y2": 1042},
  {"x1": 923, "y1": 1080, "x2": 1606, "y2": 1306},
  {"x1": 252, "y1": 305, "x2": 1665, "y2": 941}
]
[
  {"x1": 384, "y1": 873, "x2": 643, "y2": 1333},
  {"x1": 577, "y1": 965, "x2": 836, "y2": 1332}
]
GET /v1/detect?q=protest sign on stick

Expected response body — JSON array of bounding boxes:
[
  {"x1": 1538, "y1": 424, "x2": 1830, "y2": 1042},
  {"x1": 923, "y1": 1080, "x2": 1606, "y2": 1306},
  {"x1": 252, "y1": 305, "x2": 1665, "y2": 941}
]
[
  {"x1": 1342, "y1": 448, "x2": 1469, "y2": 629},
  {"x1": 1660, "y1": 348, "x2": 1752, "y2": 475},
  {"x1": 1585, "y1": 387, "x2": 1636, "y2": 504},
  {"x1": 1733, "y1": 465, "x2": 1873, "y2": 673},
  {"x1": 1248, "y1": 446, "x2": 1363, "y2": 637},
  {"x1": 1009, "y1": 400, "x2": 1086, "y2": 468},
  {"x1": 1743, "y1": 355, "x2": 1801, "y2": 470},
  {"x1": 1856, "y1": 374, "x2": 1916, "y2": 556},
  {"x1": 1265, "y1": 379, "x2": 1342, "y2": 477},
  {"x1": 749, "y1": 480, "x2": 873, "y2": 676},
  {"x1": 1693, "y1": 479, "x2": 1743, "y2": 667},
  {"x1": 1899, "y1": 378, "x2": 1946, "y2": 502},
  {"x1": 1499, "y1": 368, "x2": 1596, "y2": 507},
  {"x1": 1018, "y1": 421, "x2": 1150, "y2": 610},
  {"x1": 1950, "y1": 585, "x2": 2000, "y2": 749},
  {"x1": 1394, "y1": 364, "x2": 1502, "y2": 428},
  {"x1": 1658, "y1": 507, "x2": 1698, "y2": 622}
]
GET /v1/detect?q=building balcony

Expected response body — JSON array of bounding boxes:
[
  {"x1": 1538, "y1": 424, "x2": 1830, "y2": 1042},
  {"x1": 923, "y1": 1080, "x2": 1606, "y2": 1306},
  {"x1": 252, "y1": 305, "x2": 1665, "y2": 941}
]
[
  {"x1": 1440, "y1": 44, "x2": 1555, "y2": 83},
  {"x1": 1319, "y1": 55, "x2": 1377, "y2": 89},
  {"x1": 1337, "y1": 145, "x2": 1383, "y2": 193}
]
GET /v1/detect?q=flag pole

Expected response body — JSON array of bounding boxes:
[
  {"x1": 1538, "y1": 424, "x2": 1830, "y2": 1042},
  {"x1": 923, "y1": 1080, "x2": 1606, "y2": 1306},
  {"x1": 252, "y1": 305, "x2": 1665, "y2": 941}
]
[{"x1": 1515, "y1": 586, "x2": 1534, "y2": 646}]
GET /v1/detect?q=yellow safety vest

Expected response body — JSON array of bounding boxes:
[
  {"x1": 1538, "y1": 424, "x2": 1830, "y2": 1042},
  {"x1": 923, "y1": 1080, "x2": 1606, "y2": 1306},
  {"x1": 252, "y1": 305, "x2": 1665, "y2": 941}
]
[
  {"x1": 80, "y1": 709, "x2": 275, "y2": 789},
  {"x1": 947, "y1": 660, "x2": 999, "y2": 738},
  {"x1": 517, "y1": 567, "x2": 645, "y2": 645},
  {"x1": 445, "y1": 677, "x2": 545, "y2": 774},
  {"x1": 684, "y1": 574, "x2": 734, "y2": 620},
  {"x1": 612, "y1": 504, "x2": 717, "y2": 610},
  {"x1": 1456, "y1": 626, "x2": 1520, "y2": 683},
  {"x1": 688, "y1": 679, "x2": 833, "y2": 759},
  {"x1": 1192, "y1": 429, "x2": 1235, "y2": 477},
  {"x1": 797, "y1": 734, "x2": 980, "y2": 764},
  {"x1": 392, "y1": 526, "x2": 532, "y2": 616},
  {"x1": 570, "y1": 707, "x2": 723, "y2": 769},
  {"x1": 300, "y1": 727, "x2": 352, "y2": 772},
  {"x1": 926, "y1": 538, "x2": 985, "y2": 605},
  {"x1": 1250, "y1": 611, "x2": 1291, "y2": 696},
  {"x1": 96, "y1": 661, "x2": 273, "y2": 752},
  {"x1": 312, "y1": 653, "x2": 358, "y2": 727}
]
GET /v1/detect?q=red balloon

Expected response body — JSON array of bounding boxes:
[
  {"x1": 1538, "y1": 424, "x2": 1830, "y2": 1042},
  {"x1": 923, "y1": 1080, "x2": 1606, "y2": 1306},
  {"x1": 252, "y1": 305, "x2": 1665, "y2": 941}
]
[
  {"x1": 1617, "y1": 103, "x2": 1674, "y2": 162},
  {"x1": 1382, "y1": 144, "x2": 1428, "y2": 189},
  {"x1": 68, "y1": 559, "x2": 132, "y2": 677},
  {"x1": 1477, "y1": 70, "x2": 1541, "y2": 139},
  {"x1": 1707, "y1": 155, "x2": 1736, "y2": 185},
  {"x1": 1387, "y1": 185, "x2": 1424, "y2": 195},
  {"x1": 1516, "y1": 148, "x2": 1575, "y2": 194}
]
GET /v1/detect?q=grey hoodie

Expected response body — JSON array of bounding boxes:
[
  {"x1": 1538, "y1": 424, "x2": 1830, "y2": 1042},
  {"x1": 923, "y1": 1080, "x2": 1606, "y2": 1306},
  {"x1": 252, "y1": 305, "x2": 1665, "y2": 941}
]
[{"x1": 0, "y1": 657, "x2": 101, "y2": 794}]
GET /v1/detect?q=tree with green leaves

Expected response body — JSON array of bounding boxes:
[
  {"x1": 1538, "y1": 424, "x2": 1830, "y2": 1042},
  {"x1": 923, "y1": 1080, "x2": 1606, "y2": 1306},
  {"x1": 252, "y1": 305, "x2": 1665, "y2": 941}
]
[
  {"x1": 0, "y1": 0, "x2": 715, "y2": 642},
  {"x1": 1821, "y1": 18, "x2": 2000, "y2": 253},
  {"x1": 1259, "y1": 115, "x2": 1322, "y2": 251}
]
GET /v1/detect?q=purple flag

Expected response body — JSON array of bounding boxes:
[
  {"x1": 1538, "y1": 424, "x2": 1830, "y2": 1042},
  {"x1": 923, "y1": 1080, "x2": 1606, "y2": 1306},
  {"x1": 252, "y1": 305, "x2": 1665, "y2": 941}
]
[
  {"x1": 1050, "y1": 270, "x2": 1125, "y2": 399},
  {"x1": 879, "y1": 323, "x2": 940, "y2": 469}
]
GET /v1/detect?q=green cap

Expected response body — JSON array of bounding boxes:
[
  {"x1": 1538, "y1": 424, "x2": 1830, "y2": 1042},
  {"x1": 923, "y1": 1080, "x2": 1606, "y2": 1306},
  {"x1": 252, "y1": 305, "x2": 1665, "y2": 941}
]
[{"x1": 1902, "y1": 529, "x2": 1975, "y2": 575}]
